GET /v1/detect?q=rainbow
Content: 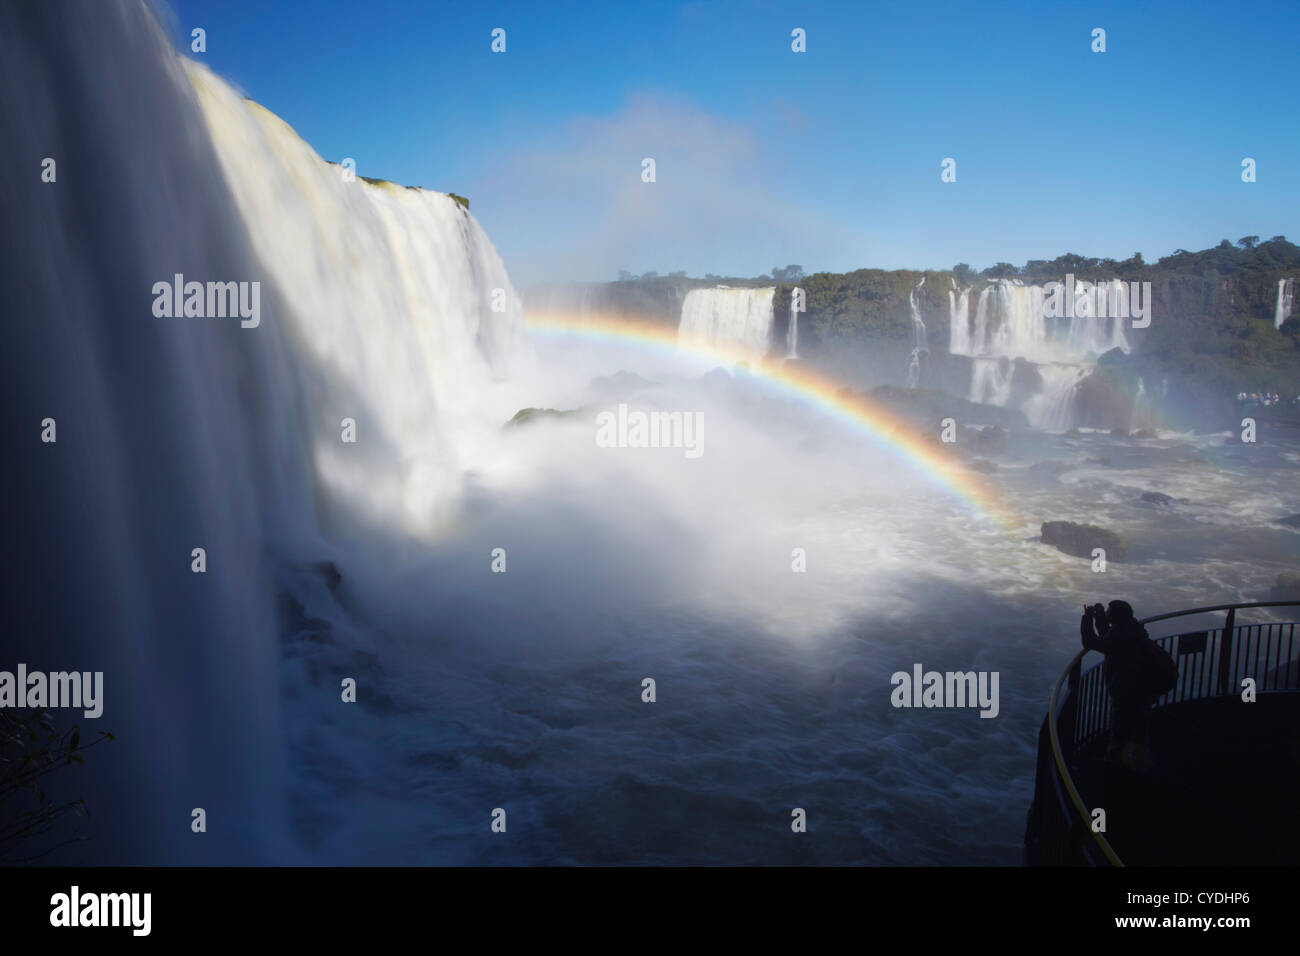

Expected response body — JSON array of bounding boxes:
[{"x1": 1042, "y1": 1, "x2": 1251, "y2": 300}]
[{"x1": 523, "y1": 309, "x2": 1022, "y2": 531}]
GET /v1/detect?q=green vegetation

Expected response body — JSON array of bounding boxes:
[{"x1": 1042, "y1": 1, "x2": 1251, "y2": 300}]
[
  {"x1": 555, "y1": 239, "x2": 1298, "y2": 425},
  {"x1": 503, "y1": 407, "x2": 587, "y2": 428},
  {"x1": 448, "y1": 193, "x2": 470, "y2": 211},
  {"x1": 767, "y1": 238, "x2": 1300, "y2": 410}
]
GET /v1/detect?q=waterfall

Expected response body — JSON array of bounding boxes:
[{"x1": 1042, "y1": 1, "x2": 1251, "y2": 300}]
[
  {"x1": 187, "y1": 60, "x2": 527, "y2": 538},
  {"x1": 948, "y1": 284, "x2": 971, "y2": 356},
  {"x1": 948, "y1": 277, "x2": 1132, "y2": 431},
  {"x1": 970, "y1": 357, "x2": 1015, "y2": 407},
  {"x1": 0, "y1": 0, "x2": 525, "y2": 862},
  {"x1": 786, "y1": 287, "x2": 802, "y2": 359},
  {"x1": 906, "y1": 277, "x2": 928, "y2": 388},
  {"x1": 951, "y1": 279, "x2": 1131, "y2": 363},
  {"x1": 678, "y1": 286, "x2": 775, "y2": 360},
  {"x1": 1277, "y1": 278, "x2": 1295, "y2": 329},
  {"x1": 1132, "y1": 376, "x2": 1157, "y2": 431},
  {"x1": 1021, "y1": 365, "x2": 1092, "y2": 433}
]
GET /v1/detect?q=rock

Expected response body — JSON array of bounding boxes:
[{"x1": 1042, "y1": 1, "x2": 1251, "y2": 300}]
[
  {"x1": 1268, "y1": 573, "x2": 1300, "y2": 601},
  {"x1": 590, "y1": 370, "x2": 659, "y2": 395},
  {"x1": 970, "y1": 424, "x2": 1007, "y2": 454},
  {"x1": 868, "y1": 385, "x2": 1028, "y2": 430},
  {"x1": 1072, "y1": 369, "x2": 1137, "y2": 431},
  {"x1": 1041, "y1": 521, "x2": 1128, "y2": 561},
  {"x1": 1141, "y1": 492, "x2": 1175, "y2": 506},
  {"x1": 504, "y1": 407, "x2": 584, "y2": 428}
]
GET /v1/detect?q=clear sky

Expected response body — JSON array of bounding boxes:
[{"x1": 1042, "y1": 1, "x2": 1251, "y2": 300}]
[{"x1": 165, "y1": 0, "x2": 1299, "y2": 286}]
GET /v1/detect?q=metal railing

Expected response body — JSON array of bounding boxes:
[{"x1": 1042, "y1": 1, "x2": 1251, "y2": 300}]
[{"x1": 1028, "y1": 601, "x2": 1300, "y2": 866}]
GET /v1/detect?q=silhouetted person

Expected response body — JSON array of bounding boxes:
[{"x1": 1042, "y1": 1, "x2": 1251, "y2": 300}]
[{"x1": 1080, "y1": 600, "x2": 1153, "y2": 772}]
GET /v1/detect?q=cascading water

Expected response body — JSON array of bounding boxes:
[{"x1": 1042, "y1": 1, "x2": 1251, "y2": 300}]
[
  {"x1": 1277, "y1": 278, "x2": 1295, "y2": 329},
  {"x1": 1131, "y1": 376, "x2": 1158, "y2": 431},
  {"x1": 948, "y1": 278, "x2": 1132, "y2": 430},
  {"x1": 948, "y1": 282, "x2": 971, "y2": 356},
  {"x1": 786, "y1": 287, "x2": 802, "y2": 359},
  {"x1": 0, "y1": 0, "x2": 525, "y2": 863},
  {"x1": 906, "y1": 277, "x2": 928, "y2": 387},
  {"x1": 1022, "y1": 365, "x2": 1092, "y2": 433},
  {"x1": 678, "y1": 286, "x2": 775, "y2": 360},
  {"x1": 187, "y1": 61, "x2": 528, "y2": 538},
  {"x1": 970, "y1": 357, "x2": 1015, "y2": 407}
]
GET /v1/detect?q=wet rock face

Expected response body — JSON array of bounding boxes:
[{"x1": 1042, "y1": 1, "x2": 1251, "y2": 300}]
[
  {"x1": 1040, "y1": 520, "x2": 1128, "y2": 561},
  {"x1": 1071, "y1": 369, "x2": 1136, "y2": 432},
  {"x1": 1141, "y1": 491, "x2": 1174, "y2": 506}
]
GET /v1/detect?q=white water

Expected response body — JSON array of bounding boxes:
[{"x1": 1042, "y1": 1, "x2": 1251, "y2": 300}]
[
  {"x1": 948, "y1": 283, "x2": 971, "y2": 356},
  {"x1": 11, "y1": 0, "x2": 1296, "y2": 870},
  {"x1": 960, "y1": 279, "x2": 1130, "y2": 364},
  {"x1": 1, "y1": 0, "x2": 528, "y2": 863},
  {"x1": 970, "y1": 357, "x2": 1015, "y2": 407},
  {"x1": 189, "y1": 63, "x2": 528, "y2": 538},
  {"x1": 950, "y1": 279, "x2": 1132, "y2": 430},
  {"x1": 678, "y1": 286, "x2": 775, "y2": 360},
  {"x1": 1277, "y1": 278, "x2": 1295, "y2": 329},
  {"x1": 787, "y1": 287, "x2": 802, "y2": 359},
  {"x1": 1021, "y1": 364, "x2": 1092, "y2": 433},
  {"x1": 906, "y1": 277, "x2": 928, "y2": 387}
]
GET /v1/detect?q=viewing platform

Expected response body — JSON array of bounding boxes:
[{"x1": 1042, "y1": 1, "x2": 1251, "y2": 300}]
[{"x1": 1025, "y1": 601, "x2": 1300, "y2": 866}]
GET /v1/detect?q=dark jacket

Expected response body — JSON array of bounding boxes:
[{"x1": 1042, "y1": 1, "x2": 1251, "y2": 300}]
[{"x1": 1081, "y1": 615, "x2": 1149, "y2": 701}]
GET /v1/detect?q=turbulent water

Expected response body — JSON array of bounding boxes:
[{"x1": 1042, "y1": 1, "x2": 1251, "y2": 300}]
[
  {"x1": 1, "y1": 0, "x2": 526, "y2": 863},
  {"x1": 3, "y1": 1, "x2": 1297, "y2": 868},
  {"x1": 678, "y1": 286, "x2": 776, "y2": 360},
  {"x1": 950, "y1": 279, "x2": 1132, "y2": 430}
]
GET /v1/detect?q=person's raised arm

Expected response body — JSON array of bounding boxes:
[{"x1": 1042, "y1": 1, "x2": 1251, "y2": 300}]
[{"x1": 1080, "y1": 605, "x2": 1109, "y2": 653}]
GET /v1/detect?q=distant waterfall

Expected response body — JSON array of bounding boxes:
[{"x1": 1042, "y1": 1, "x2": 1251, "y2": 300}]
[
  {"x1": 678, "y1": 287, "x2": 775, "y2": 360},
  {"x1": 1277, "y1": 278, "x2": 1295, "y2": 329},
  {"x1": 970, "y1": 357, "x2": 1015, "y2": 407},
  {"x1": 906, "y1": 277, "x2": 928, "y2": 388},
  {"x1": 786, "y1": 287, "x2": 802, "y2": 359},
  {"x1": 1022, "y1": 365, "x2": 1092, "y2": 433},
  {"x1": 1132, "y1": 377, "x2": 1157, "y2": 431},
  {"x1": 948, "y1": 283, "x2": 971, "y2": 356},
  {"x1": 948, "y1": 278, "x2": 1132, "y2": 430}
]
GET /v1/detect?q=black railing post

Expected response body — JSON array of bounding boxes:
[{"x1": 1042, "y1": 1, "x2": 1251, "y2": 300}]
[{"x1": 1217, "y1": 607, "x2": 1237, "y2": 697}]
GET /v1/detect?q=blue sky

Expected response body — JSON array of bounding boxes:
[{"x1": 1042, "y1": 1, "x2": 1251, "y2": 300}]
[{"x1": 166, "y1": 0, "x2": 1299, "y2": 286}]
